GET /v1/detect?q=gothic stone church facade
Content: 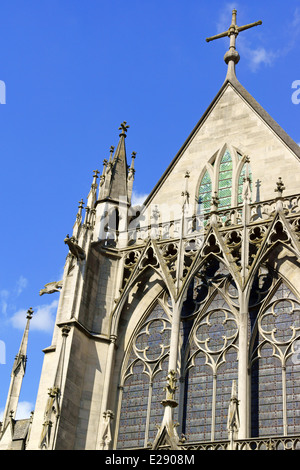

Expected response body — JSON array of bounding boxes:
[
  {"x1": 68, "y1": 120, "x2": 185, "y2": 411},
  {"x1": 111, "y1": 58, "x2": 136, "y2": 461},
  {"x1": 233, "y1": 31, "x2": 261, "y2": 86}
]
[{"x1": 2, "y1": 10, "x2": 300, "y2": 451}]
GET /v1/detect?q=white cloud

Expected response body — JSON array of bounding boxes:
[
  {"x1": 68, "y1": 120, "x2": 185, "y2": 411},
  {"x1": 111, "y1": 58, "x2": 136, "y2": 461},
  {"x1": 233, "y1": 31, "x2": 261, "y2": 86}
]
[
  {"x1": 215, "y1": 5, "x2": 300, "y2": 72},
  {"x1": 15, "y1": 275, "x2": 28, "y2": 296},
  {"x1": 216, "y1": 2, "x2": 239, "y2": 33},
  {"x1": 15, "y1": 401, "x2": 34, "y2": 420},
  {"x1": 0, "y1": 290, "x2": 9, "y2": 315},
  {"x1": 131, "y1": 190, "x2": 148, "y2": 207},
  {"x1": 0, "y1": 401, "x2": 34, "y2": 421},
  {"x1": 242, "y1": 44, "x2": 277, "y2": 72},
  {"x1": 10, "y1": 299, "x2": 58, "y2": 333},
  {"x1": 0, "y1": 276, "x2": 29, "y2": 316}
]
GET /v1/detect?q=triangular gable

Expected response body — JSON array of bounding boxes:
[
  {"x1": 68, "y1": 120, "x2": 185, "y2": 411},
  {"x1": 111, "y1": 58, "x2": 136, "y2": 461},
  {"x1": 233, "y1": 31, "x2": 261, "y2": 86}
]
[{"x1": 143, "y1": 76, "x2": 300, "y2": 209}]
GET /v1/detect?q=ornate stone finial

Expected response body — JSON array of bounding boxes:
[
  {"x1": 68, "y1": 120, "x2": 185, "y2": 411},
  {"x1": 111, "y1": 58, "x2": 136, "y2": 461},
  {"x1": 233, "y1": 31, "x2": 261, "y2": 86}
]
[
  {"x1": 227, "y1": 380, "x2": 240, "y2": 450},
  {"x1": 211, "y1": 191, "x2": 220, "y2": 209},
  {"x1": 129, "y1": 152, "x2": 137, "y2": 174},
  {"x1": 161, "y1": 370, "x2": 178, "y2": 408},
  {"x1": 26, "y1": 307, "x2": 34, "y2": 320},
  {"x1": 93, "y1": 169, "x2": 100, "y2": 181},
  {"x1": 181, "y1": 171, "x2": 190, "y2": 201},
  {"x1": 275, "y1": 177, "x2": 285, "y2": 197},
  {"x1": 108, "y1": 146, "x2": 115, "y2": 164},
  {"x1": 118, "y1": 121, "x2": 130, "y2": 137},
  {"x1": 206, "y1": 9, "x2": 262, "y2": 77}
]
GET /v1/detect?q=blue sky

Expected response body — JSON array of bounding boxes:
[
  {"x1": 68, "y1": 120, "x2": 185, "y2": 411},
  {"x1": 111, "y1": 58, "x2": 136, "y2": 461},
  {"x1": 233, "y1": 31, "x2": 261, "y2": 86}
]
[{"x1": 0, "y1": 0, "x2": 299, "y2": 420}]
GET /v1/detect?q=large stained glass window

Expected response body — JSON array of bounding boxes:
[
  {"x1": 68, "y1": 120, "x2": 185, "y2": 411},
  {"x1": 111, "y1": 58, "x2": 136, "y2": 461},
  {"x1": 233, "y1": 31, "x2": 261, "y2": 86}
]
[
  {"x1": 198, "y1": 171, "x2": 212, "y2": 214},
  {"x1": 183, "y1": 291, "x2": 239, "y2": 442},
  {"x1": 218, "y1": 150, "x2": 233, "y2": 209},
  {"x1": 117, "y1": 303, "x2": 172, "y2": 449},
  {"x1": 250, "y1": 282, "x2": 300, "y2": 437}
]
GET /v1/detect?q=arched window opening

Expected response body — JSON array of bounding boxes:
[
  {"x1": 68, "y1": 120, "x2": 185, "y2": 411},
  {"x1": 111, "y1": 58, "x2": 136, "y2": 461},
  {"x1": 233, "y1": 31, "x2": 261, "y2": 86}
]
[
  {"x1": 117, "y1": 303, "x2": 172, "y2": 449},
  {"x1": 198, "y1": 170, "x2": 212, "y2": 214},
  {"x1": 238, "y1": 162, "x2": 252, "y2": 205},
  {"x1": 218, "y1": 149, "x2": 233, "y2": 209},
  {"x1": 250, "y1": 282, "x2": 300, "y2": 437},
  {"x1": 182, "y1": 289, "x2": 239, "y2": 442}
]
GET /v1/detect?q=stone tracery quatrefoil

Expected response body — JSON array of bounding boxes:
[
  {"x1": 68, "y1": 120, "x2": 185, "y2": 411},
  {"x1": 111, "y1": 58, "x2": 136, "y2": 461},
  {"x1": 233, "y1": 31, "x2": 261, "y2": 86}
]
[
  {"x1": 133, "y1": 317, "x2": 171, "y2": 363},
  {"x1": 194, "y1": 309, "x2": 238, "y2": 354},
  {"x1": 259, "y1": 299, "x2": 300, "y2": 345}
]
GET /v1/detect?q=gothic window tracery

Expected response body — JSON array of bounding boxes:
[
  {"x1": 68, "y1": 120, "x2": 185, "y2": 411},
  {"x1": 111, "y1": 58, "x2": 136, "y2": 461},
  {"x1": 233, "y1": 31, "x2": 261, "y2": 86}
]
[
  {"x1": 218, "y1": 149, "x2": 233, "y2": 209},
  {"x1": 250, "y1": 281, "x2": 300, "y2": 437},
  {"x1": 180, "y1": 259, "x2": 239, "y2": 442},
  {"x1": 198, "y1": 170, "x2": 212, "y2": 214},
  {"x1": 116, "y1": 301, "x2": 172, "y2": 449},
  {"x1": 198, "y1": 147, "x2": 251, "y2": 213}
]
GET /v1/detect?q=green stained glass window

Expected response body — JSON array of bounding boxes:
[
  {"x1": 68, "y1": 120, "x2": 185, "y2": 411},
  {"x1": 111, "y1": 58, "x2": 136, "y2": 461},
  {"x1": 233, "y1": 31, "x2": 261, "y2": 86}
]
[
  {"x1": 198, "y1": 171, "x2": 212, "y2": 214},
  {"x1": 218, "y1": 150, "x2": 233, "y2": 209},
  {"x1": 238, "y1": 163, "x2": 252, "y2": 204}
]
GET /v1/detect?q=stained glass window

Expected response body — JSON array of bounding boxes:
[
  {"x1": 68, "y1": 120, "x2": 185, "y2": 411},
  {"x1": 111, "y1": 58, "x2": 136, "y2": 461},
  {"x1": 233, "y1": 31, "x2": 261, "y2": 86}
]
[
  {"x1": 183, "y1": 290, "x2": 238, "y2": 442},
  {"x1": 218, "y1": 150, "x2": 233, "y2": 209},
  {"x1": 117, "y1": 303, "x2": 172, "y2": 449},
  {"x1": 198, "y1": 171, "x2": 212, "y2": 214},
  {"x1": 238, "y1": 163, "x2": 252, "y2": 204},
  {"x1": 250, "y1": 282, "x2": 300, "y2": 437}
]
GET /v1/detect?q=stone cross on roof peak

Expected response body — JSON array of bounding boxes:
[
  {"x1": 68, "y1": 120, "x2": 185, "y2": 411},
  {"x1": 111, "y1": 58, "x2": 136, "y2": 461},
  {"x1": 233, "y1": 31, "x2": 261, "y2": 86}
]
[
  {"x1": 119, "y1": 121, "x2": 130, "y2": 138},
  {"x1": 206, "y1": 9, "x2": 262, "y2": 79}
]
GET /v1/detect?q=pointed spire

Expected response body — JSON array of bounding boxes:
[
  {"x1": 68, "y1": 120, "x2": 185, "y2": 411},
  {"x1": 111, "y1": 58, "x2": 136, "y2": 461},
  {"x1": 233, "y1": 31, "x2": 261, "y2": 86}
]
[
  {"x1": 72, "y1": 199, "x2": 84, "y2": 239},
  {"x1": 16, "y1": 307, "x2": 33, "y2": 366},
  {"x1": 127, "y1": 151, "x2": 136, "y2": 204},
  {"x1": 40, "y1": 325, "x2": 70, "y2": 450},
  {"x1": 1, "y1": 308, "x2": 33, "y2": 431},
  {"x1": 206, "y1": 9, "x2": 262, "y2": 80},
  {"x1": 227, "y1": 380, "x2": 240, "y2": 450},
  {"x1": 106, "y1": 122, "x2": 130, "y2": 205},
  {"x1": 84, "y1": 169, "x2": 99, "y2": 227},
  {"x1": 275, "y1": 177, "x2": 285, "y2": 212},
  {"x1": 108, "y1": 146, "x2": 114, "y2": 164}
]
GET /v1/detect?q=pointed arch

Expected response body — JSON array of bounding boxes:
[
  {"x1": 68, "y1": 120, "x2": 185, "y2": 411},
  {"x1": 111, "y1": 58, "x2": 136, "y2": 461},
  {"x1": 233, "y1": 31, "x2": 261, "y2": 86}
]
[
  {"x1": 181, "y1": 284, "x2": 239, "y2": 442},
  {"x1": 217, "y1": 148, "x2": 233, "y2": 209},
  {"x1": 115, "y1": 297, "x2": 172, "y2": 449},
  {"x1": 198, "y1": 169, "x2": 213, "y2": 215},
  {"x1": 196, "y1": 145, "x2": 252, "y2": 216},
  {"x1": 249, "y1": 278, "x2": 300, "y2": 437}
]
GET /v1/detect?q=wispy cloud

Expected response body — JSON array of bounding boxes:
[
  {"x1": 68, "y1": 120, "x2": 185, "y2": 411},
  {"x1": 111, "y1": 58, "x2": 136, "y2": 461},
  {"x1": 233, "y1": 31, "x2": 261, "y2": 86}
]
[
  {"x1": 0, "y1": 401, "x2": 34, "y2": 421},
  {"x1": 10, "y1": 299, "x2": 58, "y2": 333},
  {"x1": 0, "y1": 290, "x2": 9, "y2": 315},
  {"x1": 0, "y1": 275, "x2": 29, "y2": 316},
  {"x1": 131, "y1": 190, "x2": 148, "y2": 207},
  {"x1": 15, "y1": 275, "x2": 28, "y2": 296},
  {"x1": 15, "y1": 401, "x2": 34, "y2": 419},
  {"x1": 215, "y1": 5, "x2": 300, "y2": 72},
  {"x1": 216, "y1": 2, "x2": 239, "y2": 33}
]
